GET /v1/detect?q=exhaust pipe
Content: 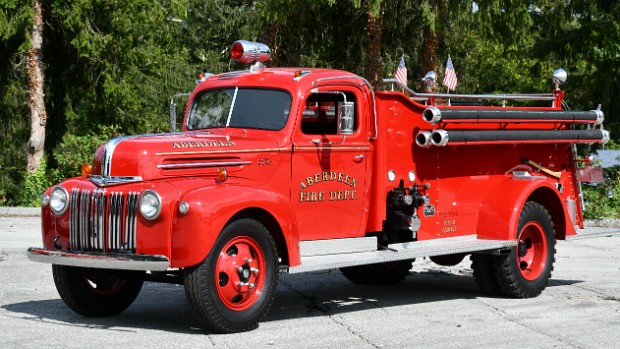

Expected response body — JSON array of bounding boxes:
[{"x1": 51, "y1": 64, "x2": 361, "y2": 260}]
[
  {"x1": 422, "y1": 108, "x2": 605, "y2": 125},
  {"x1": 415, "y1": 131, "x2": 433, "y2": 148},
  {"x1": 428, "y1": 129, "x2": 607, "y2": 147}
]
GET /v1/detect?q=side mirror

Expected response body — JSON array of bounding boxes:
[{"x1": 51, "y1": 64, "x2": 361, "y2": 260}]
[
  {"x1": 338, "y1": 101, "x2": 355, "y2": 135},
  {"x1": 170, "y1": 100, "x2": 178, "y2": 132},
  {"x1": 170, "y1": 93, "x2": 191, "y2": 132}
]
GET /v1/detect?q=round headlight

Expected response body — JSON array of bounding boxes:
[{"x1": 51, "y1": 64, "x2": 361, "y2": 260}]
[
  {"x1": 49, "y1": 186, "x2": 69, "y2": 215},
  {"x1": 140, "y1": 190, "x2": 162, "y2": 220}
]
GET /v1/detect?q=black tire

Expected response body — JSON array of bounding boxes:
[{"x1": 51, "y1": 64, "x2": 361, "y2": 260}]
[
  {"x1": 340, "y1": 260, "x2": 413, "y2": 285},
  {"x1": 52, "y1": 265, "x2": 143, "y2": 317},
  {"x1": 184, "y1": 218, "x2": 279, "y2": 333},
  {"x1": 430, "y1": 253, "x2": 466, "y2": 266},
  {"x1": 471, "y1": 253, "x2": 504, "y2": 296},
  {"x1": 496, "y1": 201, "x2": 556, "y2": 298}
]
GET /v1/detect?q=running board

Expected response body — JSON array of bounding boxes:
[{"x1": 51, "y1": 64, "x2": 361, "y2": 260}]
[
  {"x1": 289, "y1": 235, "x2": 516, "y2": 274},
  {"x1": 565, "y1": 226, "x2": 620, "y2": 240}
]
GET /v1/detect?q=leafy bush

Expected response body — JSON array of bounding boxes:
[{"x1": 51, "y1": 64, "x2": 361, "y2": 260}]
[
  {"x1": 20, "y1": 158, "x2": 61, "y2": 207},
  {"x1": 17, "y1": 125, "x2": 120, "y2": 207},
  {"x1": 51, "y1": 125, "x2": 120, "y2": 182},
  {"x1": 582, "y1": 166, "x2": 620, "y2": 219}
]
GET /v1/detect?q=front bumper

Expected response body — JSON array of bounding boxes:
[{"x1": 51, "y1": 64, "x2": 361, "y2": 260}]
[{"x1": 27, "y1": 247, "x2": 170, "y2": 271}]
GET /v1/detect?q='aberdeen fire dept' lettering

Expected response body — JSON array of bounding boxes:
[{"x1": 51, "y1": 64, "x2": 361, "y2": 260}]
[{"x1": 172, "y1": 140, "x2": 235, "y2": 148}]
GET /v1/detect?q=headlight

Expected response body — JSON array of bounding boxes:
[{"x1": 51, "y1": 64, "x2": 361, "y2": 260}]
[
  {"x1": 140, "y1": 190, "x2": 162, "y2": 220},
  {"x1": 49, "y1": 186, "x2": 69, "y2": 215}
]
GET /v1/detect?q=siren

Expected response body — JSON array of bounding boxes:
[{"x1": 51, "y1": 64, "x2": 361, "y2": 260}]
[{"x1": 230, "y1": 40, "x2": 271, "y2": 64}]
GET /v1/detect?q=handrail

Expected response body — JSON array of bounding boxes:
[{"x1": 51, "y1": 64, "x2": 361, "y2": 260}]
[{"x1": 382, "y1": 78, "x2": 556, "y2": 102}]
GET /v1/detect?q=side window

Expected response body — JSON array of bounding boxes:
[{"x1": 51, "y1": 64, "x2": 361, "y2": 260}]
[{"x1": 301, "y1": 92, "x2": 356, "y2": 135}]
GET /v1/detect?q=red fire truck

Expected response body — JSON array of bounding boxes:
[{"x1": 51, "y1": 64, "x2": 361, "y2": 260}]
[{"x1": 28, "y1": 40, "x2": 619, "y2": 333}]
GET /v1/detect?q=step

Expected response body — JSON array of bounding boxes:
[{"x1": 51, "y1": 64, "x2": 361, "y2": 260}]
[
  {"x1": 565, "y1": 226, "x2": 620, "y2": 241},
  {"x1": 289, "y1": 235, "x2": 516, "y2": 274}
]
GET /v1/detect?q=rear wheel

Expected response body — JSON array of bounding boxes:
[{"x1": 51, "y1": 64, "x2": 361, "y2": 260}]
[
  {"x1": 52, "y1": 265, "x2": 143, "y2": 316},
  {"x1": 472, "y1": 201, "x2": 555, "y2": 298},
  {"x1": 496, "y1": 201, "x2": 556, "y2": 298},
  {"x1": 340, "y1": 260, "x2": 413, "y2": 285},
  {"x1": 471, "y1": 254, "x2": 503, "y2": 296},
  {"x1": 185, "y1": 218, "x2": 279, "y2": 333}
]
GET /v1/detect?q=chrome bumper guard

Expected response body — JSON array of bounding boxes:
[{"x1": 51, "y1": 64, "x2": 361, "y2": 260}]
[{"x1": 27, "y1": 247, "x2": 170, "y2": 271}]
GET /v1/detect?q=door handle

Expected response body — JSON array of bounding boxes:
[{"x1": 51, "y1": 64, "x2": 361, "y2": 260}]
[{"x1": 353, "y1": 154, "x2": 365, "y2": 162}]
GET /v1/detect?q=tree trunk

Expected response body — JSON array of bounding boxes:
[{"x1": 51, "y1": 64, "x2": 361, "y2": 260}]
[
  {"x1": 420, "y1": 0, "x2": 440, "y2": 78},
  {"x1": 26, "y1": 0, "x2": 47, "y2": 174},
  {"x1": 364, "y1": 0, "x2": 383, "y2": 88}
]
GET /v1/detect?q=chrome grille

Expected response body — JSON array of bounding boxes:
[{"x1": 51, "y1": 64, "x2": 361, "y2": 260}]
[{"x1": 69, "y1": 188, "x2": 139, "y2": 253}]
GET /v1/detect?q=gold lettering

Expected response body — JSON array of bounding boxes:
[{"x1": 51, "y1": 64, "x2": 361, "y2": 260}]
[
  {"x1": 306, "y1": 176, "x2": 313, "y2": 187},
  {"x1": 337, "y1": 172, "x2": 344, "y2": 182},
  {"x1": 314, "y1": 173, "x2": 321, "y2": 184},
  {"x1": 300, "y1": 181, "x2": 307, "y2": 190},
  {"x1": 299, "y1": 191, "x2": 325, "y2": 202},
  {"x1": 329, "y1": 190, "x2": 356, "y2": 201},
  {"x1": 351, "y1": 178, "x2": 358, "y2": 188},
  {"x1": 329, "y1": 171, "x2": 337, "y2": 180},
  {"x1": 322, "y1": 172, "x2": 329, "y2": 181},
  {"x1": 171, "y1": 139, "x2": 235, "y2": 149}
]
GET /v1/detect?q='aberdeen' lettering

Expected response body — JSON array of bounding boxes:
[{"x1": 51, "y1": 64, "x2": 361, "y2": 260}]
[{"x1": 172, "y1": 140, "x2": 235, "y2": 148}]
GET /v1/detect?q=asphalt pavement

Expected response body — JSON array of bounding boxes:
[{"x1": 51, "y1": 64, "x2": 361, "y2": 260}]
[{"x1": 1, "y1": 213, "x2": 619, "y2": 349}]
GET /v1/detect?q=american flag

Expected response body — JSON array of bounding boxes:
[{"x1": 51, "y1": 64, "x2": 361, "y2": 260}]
[
  {"x1": 442, "y1": 55, "x2": 457, "y2": 91},
  {"x1": 395, "y1": 55, "x2": 407, "y2": 86}
]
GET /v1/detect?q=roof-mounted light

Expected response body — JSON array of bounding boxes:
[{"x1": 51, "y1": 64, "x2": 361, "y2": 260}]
[
  {"x1": 553, "y1": 68, "x2": 567, "y2": 90},
  {"x1": 230, "y1": 40, "x2": 271, "y2": 64}
]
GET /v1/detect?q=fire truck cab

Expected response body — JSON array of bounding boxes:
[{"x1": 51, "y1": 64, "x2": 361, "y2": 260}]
[{"x1": 29, "y1": 40, "x2": 619, "y2": 333}]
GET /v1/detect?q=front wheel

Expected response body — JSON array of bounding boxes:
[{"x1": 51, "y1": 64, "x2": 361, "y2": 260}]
[
  {"x1": 52, "y1": 265, "x2": 143, "y2": 316},
  {"x1": 184, "y1": 218, "x2": 279, "y2": 333},
  {"x1": 496, "y1": 201, "x2": 556, "y2": 298}
]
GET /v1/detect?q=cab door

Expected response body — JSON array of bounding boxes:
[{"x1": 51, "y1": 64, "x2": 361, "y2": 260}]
[{"x1": 291, "y1": 89, "x2": 371, "y2": 240}]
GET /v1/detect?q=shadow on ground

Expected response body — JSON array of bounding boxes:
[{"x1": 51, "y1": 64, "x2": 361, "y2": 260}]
[{"x1": 2, "y1": 269, "x2": 583, "y2": 334}]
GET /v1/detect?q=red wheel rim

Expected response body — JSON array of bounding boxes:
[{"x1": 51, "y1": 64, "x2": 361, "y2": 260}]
[
  {"x1": 215, "y1": 236, "x2": 266, "y2": 311},
  {"x1": 516, "y1": 222, "x2": 548, "y2": 281}
]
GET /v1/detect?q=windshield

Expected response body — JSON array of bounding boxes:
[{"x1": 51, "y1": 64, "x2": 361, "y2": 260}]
[{"x1": 186, "y1": 88, "x2": 292, "y2": 131}]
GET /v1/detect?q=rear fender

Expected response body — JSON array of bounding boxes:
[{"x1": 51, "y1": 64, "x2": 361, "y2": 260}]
[
  {"x1": 171, "y1": 184, "x2": 299, "y2": 268},
  {"x1": 477, "y1": 178, "x2": 568, "y2": 240}
]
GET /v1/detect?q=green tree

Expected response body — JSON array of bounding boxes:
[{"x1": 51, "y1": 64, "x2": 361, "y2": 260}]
[{"x1": 0, "y1": 0, "x2": 33, "y2": 205}]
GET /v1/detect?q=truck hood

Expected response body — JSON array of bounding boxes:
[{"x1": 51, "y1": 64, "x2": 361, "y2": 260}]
[{"x1": 91, "y1": 131, "x2": 287, "y2": 185}]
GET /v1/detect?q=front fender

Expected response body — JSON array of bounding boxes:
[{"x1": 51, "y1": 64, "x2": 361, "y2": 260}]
[
  {"x1": 477, "y1": 177, "x2": 564, "y2": 240},
  {"x1": 170, "y1": 182, "x2": 299, "y2": 268}
]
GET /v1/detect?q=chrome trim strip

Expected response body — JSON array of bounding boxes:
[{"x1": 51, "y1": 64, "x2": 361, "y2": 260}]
[
  {"x1": 125, "y1": 192, "x2": 139, "y2": 251},
  {"x1": 101, "y1": 135, "x2": 140, "y2": 176},
  {"x1": 157, "y1": 161, "x2": 252, "y2": 169},
  {"x1": 27, "y1": 248, "x2": 170, "y2": 271},
  {"x1": 155, "y1": 146, "x2": 291, "y2": 156},
  {"x1": 89, "y1": 176, "x2": 143, "y2": 187},
  {"x1": 294, "y1": 145, "x2": 371, "y2": 151},
  {"x1": 109, "y1": 192, "x2": 124, "y2": 251}
]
